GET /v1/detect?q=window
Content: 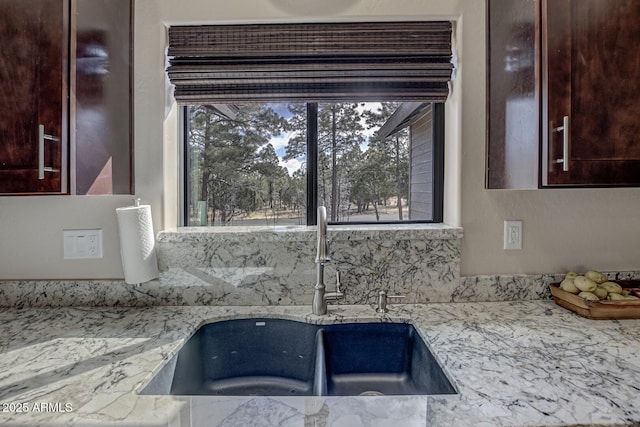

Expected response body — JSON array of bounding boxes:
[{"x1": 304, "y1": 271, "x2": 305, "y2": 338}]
[
  {"x1": 183, "y1": 101, "x2": 444, "y2": 226},
  {"x1": 169, "y1": 21, "x2": 452, "y2": 225}
]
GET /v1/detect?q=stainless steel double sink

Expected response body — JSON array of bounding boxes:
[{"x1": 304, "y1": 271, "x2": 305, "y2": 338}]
[{"x1": 140, "y1": 318, "x2": 456, "y2": 397}]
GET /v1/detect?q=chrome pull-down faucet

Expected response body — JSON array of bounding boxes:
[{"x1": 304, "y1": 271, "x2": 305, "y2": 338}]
[
  {"x1": 312, "y1": 206, "x2": 343, "y2": 315},
  {"x1": 315, "y1": 206, "x2": 330, "y2": 265}
]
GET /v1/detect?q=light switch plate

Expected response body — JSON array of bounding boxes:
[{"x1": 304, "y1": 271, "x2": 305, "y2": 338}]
[
  {"x1": 63, "y1": 229, "x2": 103, "y2": 259},
  {"x1": 504, "y1": 220, "x2": 523, "y2": 250}
]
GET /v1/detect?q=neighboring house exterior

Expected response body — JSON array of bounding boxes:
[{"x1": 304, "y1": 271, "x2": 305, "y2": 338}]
[{"x1": 378, "y1": 102, "x2": 435, "y2": 220}]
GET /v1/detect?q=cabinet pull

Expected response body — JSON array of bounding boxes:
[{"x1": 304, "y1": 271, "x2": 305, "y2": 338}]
[
  {"x1": 550, "y1": 116, "x2": 570, "y2": 172},
  {"x1": 38, "y1": 124, "x2": 60, "y2": 179}
]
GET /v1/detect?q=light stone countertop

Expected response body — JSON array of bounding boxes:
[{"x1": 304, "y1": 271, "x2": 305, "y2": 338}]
[
  {"x1": 0, "y1": 301, "x2": 639, "y2": 426},
  {"x1": 157, "y1": 223, "x2": 463, "y2": 242}
]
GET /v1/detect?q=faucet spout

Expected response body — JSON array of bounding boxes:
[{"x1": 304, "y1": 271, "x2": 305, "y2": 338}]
[
  {"x1": 315, "y1": 205, "x2": 329, "y2": 263},
  {"x1": 312, "y1": 206, "x2": 342, "y2": 315}
]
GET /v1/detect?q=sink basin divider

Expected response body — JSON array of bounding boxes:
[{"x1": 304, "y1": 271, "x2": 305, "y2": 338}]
[{"x1": 313, "y1": 328, "x2": 327, "y2": 396}]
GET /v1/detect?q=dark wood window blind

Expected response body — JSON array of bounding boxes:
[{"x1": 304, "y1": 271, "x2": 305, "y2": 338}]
[{"x1": 167, "y1": 22, "x2": 453, "y2": 103}]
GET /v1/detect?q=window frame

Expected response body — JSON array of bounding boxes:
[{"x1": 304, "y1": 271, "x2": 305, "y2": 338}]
[{"x1": 180, "y1": 102, "x2": 445, "y2": 227}]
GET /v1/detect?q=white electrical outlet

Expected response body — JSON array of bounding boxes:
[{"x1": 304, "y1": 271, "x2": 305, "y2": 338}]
[
  {"x1": 63, "y1": 229, "x2": 103, "y2": 259},
  {"x1": 504, "y1": 220, "x2": 523, "y2": 250}
]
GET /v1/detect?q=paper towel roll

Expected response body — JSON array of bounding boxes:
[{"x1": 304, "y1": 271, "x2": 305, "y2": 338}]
[{"x1": 116, "y1": 204, "x2": 159, "y2": 284}]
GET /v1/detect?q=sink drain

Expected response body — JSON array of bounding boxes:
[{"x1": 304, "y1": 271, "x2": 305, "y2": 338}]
[{"x1": 359, "y1": 391, "x2": 385, "y2": 396}]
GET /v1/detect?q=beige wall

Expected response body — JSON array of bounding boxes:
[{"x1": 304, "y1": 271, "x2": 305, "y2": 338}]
[{"x1": 0, "y1": 0, "x2": 638, "y2": 280}]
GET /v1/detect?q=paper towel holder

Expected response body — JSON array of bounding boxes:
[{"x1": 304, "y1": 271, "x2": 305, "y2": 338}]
[{"x1": 116, "y1": 199, "x2": 159, "y2": 285}]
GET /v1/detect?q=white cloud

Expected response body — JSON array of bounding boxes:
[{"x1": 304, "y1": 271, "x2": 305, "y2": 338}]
[
  {"x1": 280, "y1": 158, "x2": 302, "y2": 176},
  {"x1": 269, "y1": 131, "x2": 297, "y2": 151},
  {"x1": 258, "y1": 130, "x2": 304, "y2": 175}
]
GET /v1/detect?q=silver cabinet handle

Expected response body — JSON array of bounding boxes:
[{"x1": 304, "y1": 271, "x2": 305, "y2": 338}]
[
  {"x1": 550, "y1": 115, "x2": 570, "y2": 172},
  {"x1": 38, "y1": 124, "x2": 60, "y2": 180}
]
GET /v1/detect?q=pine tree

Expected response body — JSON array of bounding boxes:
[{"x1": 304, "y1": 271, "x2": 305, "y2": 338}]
[
  {"x1": 362, "y1": 102, "x2": 410, "y2": 220},
  {"x1": 187, "y1": 104, "x2": 288, "y2": 225},
  {"x1": 285, "y1": 103, "x2": 365, "y2": 221}
]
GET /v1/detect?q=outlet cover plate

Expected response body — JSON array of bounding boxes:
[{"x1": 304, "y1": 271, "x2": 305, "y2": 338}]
[
  {"x1": 504, "y1": 220, "x2": 523, "y2": 250},
  {"x1": 63, "y1": 229, "x2": 103, "y2": 259}
]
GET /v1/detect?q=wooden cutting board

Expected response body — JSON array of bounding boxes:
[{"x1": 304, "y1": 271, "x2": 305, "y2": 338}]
[{"x1": 550, "y1": 281, "x2": 640, "y2": 320}]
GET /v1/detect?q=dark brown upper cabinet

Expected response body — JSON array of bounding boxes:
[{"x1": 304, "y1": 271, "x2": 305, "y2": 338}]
[
  {"x1": 541, "y1": 0, "x2": 640, "y2": 186},
  {"x1": 487, "y1": 0, "x2": 640, "y2": 188},
  {"x1": 0, "y1": 0, "x2": 68, "y2": 194},
  {"x1": 0, "y1": 0, "x2": 133, "y2": 195}
]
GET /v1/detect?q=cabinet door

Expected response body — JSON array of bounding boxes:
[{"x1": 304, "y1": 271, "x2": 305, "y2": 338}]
[
  {"x1": 0, "y1": 0, "x2": 68, "y2": 194},
  {"x1": 74, "y1": 0, "x2": 133, "y2": 195},
  {"x1": 486, "y1": 0, "x2": 538, "y2": 189},
  {"x1": 542, "y1": 0, "x2": 640, "y2": 186}
]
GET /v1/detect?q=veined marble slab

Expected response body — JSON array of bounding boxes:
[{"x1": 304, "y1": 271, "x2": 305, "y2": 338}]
[
  {"x1": 2, "y1": 270, "x2": 640, "y2": 308},
  {"x1": 156, "y1": 224, "x2": 462, "y2": 305},
  {"x1": 0, "y1": 302, "x2": 639, "y2": 426},
  {"x1": 459, "y1": 271, "x2": 640, "y2": 303},
  {"x1": 179, "y1": 395, "x2": 428, "y2": 427},
  {"x1": 156, "y1": 223, "x2": 463, "y2": 242}
]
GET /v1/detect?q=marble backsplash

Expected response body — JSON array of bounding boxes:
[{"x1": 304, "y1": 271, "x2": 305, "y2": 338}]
[
  {"x1": 2, "y1": 272, "x2": 640, "y2": 308},
  {"x1": 155, "y1": 224, "x2": 463, "y2": 305},
  {"x1": 1, "y1": 223, "x2": 639, "y2": 308}
]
